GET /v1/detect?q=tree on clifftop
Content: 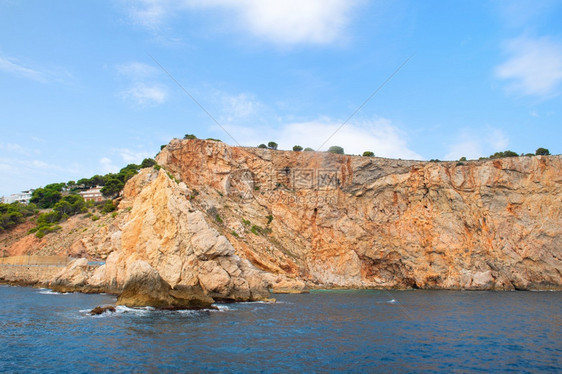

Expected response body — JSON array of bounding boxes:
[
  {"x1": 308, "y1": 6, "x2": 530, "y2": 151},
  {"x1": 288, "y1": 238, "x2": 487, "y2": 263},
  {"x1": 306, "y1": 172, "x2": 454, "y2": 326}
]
[
  {"x1": 327, "y1": 146, "x2": 344, "y2": 154},
  {"x1": 101, "y1": 179, "x2": 124, "y2": 198},
  {"x1": 362, "y1": 151, "x2": 374, "y2": 157},
  {"x1": 293, "y1": 145, "x2": 303, "y2": 152},
  {"x1": 267, "y1": 142, "x2": 278, "y2": 150},
  {"x1": 535, "y1": 147, "x2": 550, "y2": 156}
]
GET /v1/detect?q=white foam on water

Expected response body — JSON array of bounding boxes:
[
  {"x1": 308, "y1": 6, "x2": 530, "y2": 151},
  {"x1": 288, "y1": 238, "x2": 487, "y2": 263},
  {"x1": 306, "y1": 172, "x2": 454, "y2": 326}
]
[
  {"x1": 387, "y1": 299, "x2": 397, "y2": 304},
  {"x1": 212, "y1": 304, "x2": 232, "y2": 312},
  {"x1": 38, "y1": 289, "x2": 69, "y2": 295}
]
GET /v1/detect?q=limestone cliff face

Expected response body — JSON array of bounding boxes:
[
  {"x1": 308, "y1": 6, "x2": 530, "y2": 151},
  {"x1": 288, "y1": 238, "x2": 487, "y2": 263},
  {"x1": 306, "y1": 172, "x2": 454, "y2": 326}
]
[
  {"x1": 156, "y1": 139, "x2": 562, "y2": 290},
  {"x1": 84, "y1": 168, "x2": 271, "y2": 301}
]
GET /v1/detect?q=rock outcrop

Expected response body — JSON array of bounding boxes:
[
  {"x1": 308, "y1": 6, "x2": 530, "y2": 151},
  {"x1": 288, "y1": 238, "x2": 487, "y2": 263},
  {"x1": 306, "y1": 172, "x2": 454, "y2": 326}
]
[
  {"x1": 3, "y1": 138, "x2": 561, "y2": 298},
  {"x1": 82, "y1": 167, "x2": 272, "y2": 305},
  {"x1": 154, "y1": 139, "x2": 562, "y2": 290}
]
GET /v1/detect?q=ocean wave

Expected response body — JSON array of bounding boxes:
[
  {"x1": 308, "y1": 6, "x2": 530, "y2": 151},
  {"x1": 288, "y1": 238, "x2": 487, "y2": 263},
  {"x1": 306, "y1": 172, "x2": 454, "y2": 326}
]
[{"x1": 38, "y1": 289, "x2": 69, "y2": 295}]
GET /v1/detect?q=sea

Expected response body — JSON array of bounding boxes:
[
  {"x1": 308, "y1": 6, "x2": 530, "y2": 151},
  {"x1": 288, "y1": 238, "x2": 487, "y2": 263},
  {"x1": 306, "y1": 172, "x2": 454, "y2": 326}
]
[{"x1": 0, "y1": 285, "x2": 560, "y2": 373}]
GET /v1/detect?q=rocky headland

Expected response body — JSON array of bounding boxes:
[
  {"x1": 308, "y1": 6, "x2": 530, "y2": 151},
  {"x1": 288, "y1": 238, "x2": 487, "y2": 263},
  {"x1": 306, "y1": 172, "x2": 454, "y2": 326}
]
[{"x1": 1, "y1": 139, "x2": 561, "y2": 307}]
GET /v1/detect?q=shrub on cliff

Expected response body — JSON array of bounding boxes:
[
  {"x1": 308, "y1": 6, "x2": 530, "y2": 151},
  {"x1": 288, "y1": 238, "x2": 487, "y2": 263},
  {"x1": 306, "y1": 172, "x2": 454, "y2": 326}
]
[
  {"x1": 490, "y1": 150, "x2": 519, "y2": 159},
  {"x1": 101, "y1": 179, "x2": 124, "y2": 198},
  {"x1": 304, "y1": 147, "x2": 314, "y2": 152},
  {"x1": 327, "y1": 146, "x2": 344, "y2": 154},
  {"x1": 535, "y1": 147, "x2": 550, "y2": 156},
  {"x1": 268, "y1": 142, "x2": 278, "y2": 150},
  {"x1": 0, "y1": 202, "x2": 36, "y2": 231},
  {"x1": 293, "y1": 145, "x2": 303, "y2": 152},
  {"x1": 184, "y1": 134, "x2": 197, "y2": 140},
  {"x1": 258, "y1": 144, "x2": 267, "y2": 149},
  {"x1": 140, "y1": 158, "x2": 156, "y2": 168},
  {"x1": 362, "y1": 151, "x2": 375, "y2": 157}
]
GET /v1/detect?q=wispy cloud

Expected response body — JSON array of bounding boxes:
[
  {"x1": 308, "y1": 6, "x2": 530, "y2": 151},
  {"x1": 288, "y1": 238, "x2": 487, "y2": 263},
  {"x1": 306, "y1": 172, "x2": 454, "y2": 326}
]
[
  {"x1": 117, "y1": 61, "x2": 168, "y2": 106},
  {"x1": 444, "y1": 128, "x2": 509, "y2": 161},
  {"x1": 0, "y1": 54, "x2": 71, "y2": 83},
  {"x1": 120, "y1": 83, "x2": 167, "y2": 106},
  {"x1": 126, "y1": 0, "x2": 360, "y2": 46},
  {"x1": 99, "y1": 157, "x2": 119, "y2": 174},
  {"x1": 495, "y1": 36, "x2": 562, "y2": 97},
  {"x1": 220, "y1": 117, "x2": 422, "y2": 160},
  {"x1": 116, "y1": 148, "x2": 154, "y2": 164}
]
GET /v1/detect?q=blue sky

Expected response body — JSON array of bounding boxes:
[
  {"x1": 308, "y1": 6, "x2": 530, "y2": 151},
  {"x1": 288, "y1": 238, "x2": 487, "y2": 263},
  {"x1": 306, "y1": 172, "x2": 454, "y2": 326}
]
[{"x1": 1, "y1": 0, "x2": 562, "y2": 196}]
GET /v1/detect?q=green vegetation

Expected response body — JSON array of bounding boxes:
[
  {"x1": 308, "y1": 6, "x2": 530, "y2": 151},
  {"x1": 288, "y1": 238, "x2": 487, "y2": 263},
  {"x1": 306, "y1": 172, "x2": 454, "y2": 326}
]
[
  {"x1": 140, "y1": 158, "x2": 157, "y2": 168},
  {"x1": 459, "y1": 156, "x2": 467, "y2": 161},
  {"x1": 250, "y1": 224, "x2": 272, "y2": 236},
  {"x1": 0, "y1": 202, "x2": 36, "y2": 231},
  {"x1": 293, "y1": 145, "x2": 303, "y2": 152},
  {"x1": 267, "y1": 141, "x2": 278, "y2": 150},
  {"x1": 206, "y1": 138, "x2": 222, "y2": 142},
  {"x1": 490, "y1": 150, "x2": 519, "y2": 159},
  {"x1": 231, "y1": 230, "x2": 239, "y2": 238},
  {"x1": 266, "y1": 214, "x2": 273, "y2": 225},
  {"x1": 327, "y1": 146, "x2": 344, "y2": 154},
  {"x1": 258, "y1": 144, "x2": 267, "y2": 149},
  {"x1": 101, "y1": 200, "x2": 116, "y2": 214},
  {"x1": 30, "y1": 183, "x2": 65, "y2": 209},
  {"x1": 184, "y1": 134, "x2": 197, "y2": 140},
  {"x1": 304, "y1": 147, "x2": 314, "y2": 152},
  {"x1": 215, "y1": 214, "x2": 223, "y2": 224},
  {"x1": 242, "y1": 218, "x2": 251, "y2": 226},
  {"x1": 536, "y1": 147, "x2": 550, "y2": 156},
  {"x1": 101, "y1": 179, "x2": 124, "y2": 198},
  {"x1": 362, "y1": 151, "x2": 375, "y2": 157}
]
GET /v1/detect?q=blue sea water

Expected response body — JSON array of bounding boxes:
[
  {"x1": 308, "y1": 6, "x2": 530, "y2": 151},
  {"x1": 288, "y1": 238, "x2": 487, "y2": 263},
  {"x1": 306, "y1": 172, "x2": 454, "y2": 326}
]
[{"x1": 0, "y1": 285, "x2": 560, "y2": 373}]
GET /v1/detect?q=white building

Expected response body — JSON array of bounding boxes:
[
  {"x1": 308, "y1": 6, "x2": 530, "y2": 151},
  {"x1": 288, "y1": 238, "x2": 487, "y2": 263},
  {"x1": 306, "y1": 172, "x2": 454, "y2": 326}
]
[
  {"x1": 79, "y1": 186, "x2": 104, "y2": 202},
  {"x1": 1, "y1": 190, "x2": 34, "y2": 204}
]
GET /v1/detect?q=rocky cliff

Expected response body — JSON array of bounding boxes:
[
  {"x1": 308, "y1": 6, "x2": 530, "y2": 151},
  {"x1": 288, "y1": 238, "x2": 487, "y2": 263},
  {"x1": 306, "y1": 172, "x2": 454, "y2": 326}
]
[
  {"x1": 3, "y1": 139, "x2": 561, "y2": 298},
  {"x1": 154, "y1": 139, "x2": 562, "y2": 290}
]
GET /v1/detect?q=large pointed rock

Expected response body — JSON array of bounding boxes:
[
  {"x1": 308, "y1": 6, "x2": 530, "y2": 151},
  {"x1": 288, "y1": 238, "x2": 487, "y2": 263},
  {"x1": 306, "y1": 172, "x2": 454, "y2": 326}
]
[{"x1": 116, "y1": 261, "x2": 214, "y2": 309}]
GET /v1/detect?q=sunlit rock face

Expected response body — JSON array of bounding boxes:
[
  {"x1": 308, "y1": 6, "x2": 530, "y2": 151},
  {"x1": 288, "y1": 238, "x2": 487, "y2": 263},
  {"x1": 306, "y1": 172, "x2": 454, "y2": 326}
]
[{"x1": 153, "y1": 139, "x2": 562, "y2": 290}]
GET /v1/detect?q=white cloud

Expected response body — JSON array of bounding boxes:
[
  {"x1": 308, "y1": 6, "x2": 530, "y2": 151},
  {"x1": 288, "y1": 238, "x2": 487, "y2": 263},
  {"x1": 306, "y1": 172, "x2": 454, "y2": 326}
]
[
  {"x1": 117, "y1": 61, "x2": 168, "y2": 106},
  {"x1": 221, "y1": 117, "x2": 422, "y2": 160},
  {"x1": 495, "y1": 36, "x2": 562, "y2": 97},
  {"x1": 117, "y1": 148, "x2": 154, "y2": 164},
  {"x1": 444, "y1": 128, "x2": 510, "y2": 161},
  {"x1": 116, "y1": 62, "x2": 159, "y2": 79},
  {"x1": 120, "y1": 83, "x2": 167, "y2": 106},
  {"x1": 0, "y1": 56, "x2": 46, "y2": 82},
  {"x1": 100, "y1": 157, "x2": 119, "y2": 174},
  {"x1": 127, "y1": 0, "x2": 360, "y2": 45},
  {"x1": 0, "y1": 54, "x2": 71, "y2": 83}
]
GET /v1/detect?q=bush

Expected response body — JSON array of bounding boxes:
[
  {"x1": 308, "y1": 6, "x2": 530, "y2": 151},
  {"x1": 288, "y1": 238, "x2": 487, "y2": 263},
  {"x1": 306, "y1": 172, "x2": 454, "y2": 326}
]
[
  {"x1": 258, "y1": 144, "x2": 267, "y2": 149},
  {"x1": 101, "y1": 200, "x2": 116, "y2": 214},
  {"x1": 91, "y1": 215, "x2": 100, "y2": 221},
  {"x1": 293, "y1": 145, "x2": 303, "y2": 152},
  {"x1": 535, "y1": 147, "x2": 550, "y2": 156},
  {"x1": 184, "y1": 134, "x2": 197, "y2": 140},
  {"x1": 327, "y1": 146, "x2": 344, "y2": 154},
  {"x1": 140, "y1": 158, "x2": 156, "y2": 168},
  {"x1": 362, "y1": 151, "x2": 375, "y2": 157},
  {"x1": 266, "y1": 215, "x2": 273, "y2": 225},
  {"x1": 490, "y1": 150, "x2": 518, "y2": 159},
  {"x1": 459, "y1": 156, "x2": 467, "y2": 161},
  {"x1": 267, "y1": 142, "x2": 278, "y2": 150},
  {"x1": 304, "y1": 147, "x2": 314, "y2": 152}
]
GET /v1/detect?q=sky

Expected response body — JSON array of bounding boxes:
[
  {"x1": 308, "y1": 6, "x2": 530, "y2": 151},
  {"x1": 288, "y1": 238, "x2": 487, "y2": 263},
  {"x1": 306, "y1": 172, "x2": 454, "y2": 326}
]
[{"x1": 1, "y1": 0, "x2": 562, "y2": 196}]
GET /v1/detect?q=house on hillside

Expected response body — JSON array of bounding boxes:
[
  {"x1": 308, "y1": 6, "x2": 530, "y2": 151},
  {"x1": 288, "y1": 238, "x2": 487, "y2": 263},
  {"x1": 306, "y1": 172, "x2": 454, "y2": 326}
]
[
  {"x1": 1, "y1": 189, "x2": 34, "y2": 204},
  {"x1": 78, "y1": 186, "x2": 104, "y2": 202}
]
